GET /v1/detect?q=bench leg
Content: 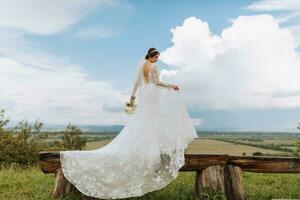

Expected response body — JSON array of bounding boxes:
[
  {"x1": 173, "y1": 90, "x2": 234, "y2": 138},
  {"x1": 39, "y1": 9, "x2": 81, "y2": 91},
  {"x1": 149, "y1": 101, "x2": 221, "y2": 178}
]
[
  {"x1": 224, "y1": 165, "x2": 245, "y2": 200},
  {"x1": 194, "y1": 169, "x2": 205, "y2": 200},
  {"x1": 194, "y1": 165, "x2": 245, "y2": 200},
  {"x1": 201, "y1": 165, "x2": 226, "y2": 193},
  {"x1": 195, "y1": 166, "x2": 226, "y2": 199},
  {"x1": 52, "y1": 167, "x2": 74, "y2": 198}
]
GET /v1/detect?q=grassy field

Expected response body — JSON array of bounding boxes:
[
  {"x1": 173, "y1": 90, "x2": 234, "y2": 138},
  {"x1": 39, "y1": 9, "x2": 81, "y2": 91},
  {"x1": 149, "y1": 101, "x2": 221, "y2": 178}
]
[
  {"x1": 1, "y1": 165, "x2": 300, "y2": 200},
  {"x1": 1, "y1": 134, "x2": 300, "y2": 200},
  {"x1": 0, "y1": 166, "x2": 198, "y2": 200},
  {"x1": 85, "y1": 137, "x2": 292, "y2": 156}
]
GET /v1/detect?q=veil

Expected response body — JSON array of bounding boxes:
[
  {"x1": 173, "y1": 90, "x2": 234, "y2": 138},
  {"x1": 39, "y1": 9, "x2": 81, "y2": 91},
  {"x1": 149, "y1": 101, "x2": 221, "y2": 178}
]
[{"x1": 130, "y1": 56, "x2": 147, "y2": 97}]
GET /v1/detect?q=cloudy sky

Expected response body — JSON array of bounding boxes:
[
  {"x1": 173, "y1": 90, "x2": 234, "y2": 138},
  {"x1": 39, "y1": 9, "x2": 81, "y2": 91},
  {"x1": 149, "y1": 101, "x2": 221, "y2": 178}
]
[{"x1": 1, "y1": 0, "x2": 300, "y2": 131}]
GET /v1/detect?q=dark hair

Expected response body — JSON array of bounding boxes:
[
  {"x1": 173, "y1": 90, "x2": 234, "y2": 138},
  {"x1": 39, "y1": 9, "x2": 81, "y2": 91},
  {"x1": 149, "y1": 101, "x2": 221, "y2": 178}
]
[{"x1": 145, "y1": 47, "x2": 160, "y2": 59}]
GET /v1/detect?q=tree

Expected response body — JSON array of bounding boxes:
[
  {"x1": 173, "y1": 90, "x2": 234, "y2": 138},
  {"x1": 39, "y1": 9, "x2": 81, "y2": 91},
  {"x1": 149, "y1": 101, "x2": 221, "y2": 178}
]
[
  {"x1": 61, "y1": 123, "x2": 87, "y2": 150},
  {"x1": 295, "y1": 123, "x2": 300, "y2": 154},
  {"x1": 0, "y1": 109, "x2": 9, "y2": 132},
  {"x1": 0, "y1": 109, "x2": 49, "y2": 166},
  {"x1": 0, "y1": 109, "x2": 87, "y2": 167},
  {"x1": 13, "y1": 119, "x2": 46, "y2": 142},
  {"x1": 252, "y1": 151, "x2": 263, "y2": 156}
]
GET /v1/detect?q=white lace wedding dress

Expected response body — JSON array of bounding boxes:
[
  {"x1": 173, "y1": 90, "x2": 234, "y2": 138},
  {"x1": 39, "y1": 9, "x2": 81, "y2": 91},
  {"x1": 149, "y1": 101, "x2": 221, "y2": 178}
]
[{"x1": 60, "y1": 59, "x2": 198, "y2": 199}]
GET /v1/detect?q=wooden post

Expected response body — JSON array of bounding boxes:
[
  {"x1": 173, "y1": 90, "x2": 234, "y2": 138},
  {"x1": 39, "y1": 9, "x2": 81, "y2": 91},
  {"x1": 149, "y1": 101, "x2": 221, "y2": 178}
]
[
  {"x1": 52, "y1": 168, "x2": 74, "y2": 198},
  {"x1": 194, "y1": 165, "x2": 244, "y2": 200},
  {"x1": 224, "y1": 165, "x2": 245, "y2": 200},
  {"x1": 194, "y1": 166, "x2": 226, "y2": 199},
  {"x1": 194, "y1": 170, "x2": 204, "y2": 200},
  {"x1": 201, "y1": 165, "x2": 225, "y2": 193}
]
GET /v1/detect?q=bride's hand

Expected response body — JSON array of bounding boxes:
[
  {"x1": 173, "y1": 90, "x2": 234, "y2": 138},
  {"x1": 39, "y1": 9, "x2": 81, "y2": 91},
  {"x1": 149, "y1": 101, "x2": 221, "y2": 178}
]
[
  {"x1": 130, "y1": 96, "x2": 136, "y2": 105},
  {"x1": 170, "y1": 84, "x2": 179, "y2": 90}
]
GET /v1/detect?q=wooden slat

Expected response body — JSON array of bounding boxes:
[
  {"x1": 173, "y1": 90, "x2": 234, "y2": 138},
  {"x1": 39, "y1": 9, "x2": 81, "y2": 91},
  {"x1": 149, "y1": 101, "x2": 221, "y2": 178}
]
[
  {"x1": 39, "y1": 151, "x2": 300, "y2": 173},
  {"x1": 39, "y1": 151, "x2": 61, "y2": 173},
  {"x1": 227, "y1": 155, "x2": 300, "y2": 173}
]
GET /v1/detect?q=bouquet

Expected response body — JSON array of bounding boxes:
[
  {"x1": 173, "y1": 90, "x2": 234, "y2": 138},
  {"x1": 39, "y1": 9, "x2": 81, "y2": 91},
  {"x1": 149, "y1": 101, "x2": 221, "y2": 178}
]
[{"x1": 124, "y1": 99, "x2": 137, "y2": 114}]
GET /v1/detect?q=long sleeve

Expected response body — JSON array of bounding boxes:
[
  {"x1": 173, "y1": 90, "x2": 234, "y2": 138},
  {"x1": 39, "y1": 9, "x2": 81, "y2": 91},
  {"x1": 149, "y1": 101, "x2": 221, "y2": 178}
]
[
  {"x1": 131, "y1": 61, "x2": 143, "y2": 97},
  {"x1": 152, "y1": 63, "x2": 172, "y2": 88}
]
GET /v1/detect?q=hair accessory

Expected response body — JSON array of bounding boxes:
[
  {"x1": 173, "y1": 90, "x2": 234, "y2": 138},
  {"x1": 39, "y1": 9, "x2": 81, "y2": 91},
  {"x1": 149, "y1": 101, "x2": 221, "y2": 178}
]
[{"x1": 149, "y1": 49, "x2": 158, "y2": 54}]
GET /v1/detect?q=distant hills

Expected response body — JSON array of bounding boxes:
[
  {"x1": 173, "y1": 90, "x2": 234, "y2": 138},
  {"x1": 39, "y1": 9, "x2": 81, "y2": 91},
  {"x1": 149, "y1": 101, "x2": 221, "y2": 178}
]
[
  {"x1": 42, "y1": 124, "x2": 299, "y2": 133},
  {"x1": 6, "y1": 121, "x2": 299, "y2": 133}
]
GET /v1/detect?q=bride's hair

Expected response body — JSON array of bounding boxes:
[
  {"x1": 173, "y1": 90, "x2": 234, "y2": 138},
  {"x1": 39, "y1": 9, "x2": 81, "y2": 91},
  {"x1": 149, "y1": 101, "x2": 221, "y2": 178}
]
[
  {"x1": 145, "y1": 47, "x2": 160, "y2": 59},
  {"x1": 144, "y1": 48, "x2": 160, "y2": 83}
]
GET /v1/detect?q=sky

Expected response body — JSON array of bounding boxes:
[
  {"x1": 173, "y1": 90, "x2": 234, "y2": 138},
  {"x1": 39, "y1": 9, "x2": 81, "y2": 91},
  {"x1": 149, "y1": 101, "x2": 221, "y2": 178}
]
[{"x1": 0, "y1": 0, "x2": 300, "y2": 131}]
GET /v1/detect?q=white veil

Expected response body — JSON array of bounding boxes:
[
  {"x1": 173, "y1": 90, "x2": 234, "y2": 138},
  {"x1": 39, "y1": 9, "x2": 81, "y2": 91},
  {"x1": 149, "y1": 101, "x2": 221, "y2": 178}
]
[{"x1": 130, "y1": 56, "x2": 147, "y2": 97}]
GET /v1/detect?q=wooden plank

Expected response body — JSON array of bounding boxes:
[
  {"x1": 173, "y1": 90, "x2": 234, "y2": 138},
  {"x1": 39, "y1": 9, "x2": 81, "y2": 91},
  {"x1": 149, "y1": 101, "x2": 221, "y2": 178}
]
[
  {"x1": 183, "y1": 154, "x2": 300, "y2": 173},
  {"x1": 39, "y1": 151, "x2": 61, "y2": 173},
  {"x1": 227, "y1": 155, "x2": 300, "y2": 173},
  {"x1": 39, "y1": 151, "x2": 300, "y2": 173}
]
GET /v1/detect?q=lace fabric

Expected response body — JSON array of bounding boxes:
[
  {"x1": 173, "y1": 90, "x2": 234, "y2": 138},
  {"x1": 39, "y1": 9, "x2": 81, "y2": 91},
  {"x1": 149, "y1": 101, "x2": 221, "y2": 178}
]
[
  {"x1": 60, "y1": 61, "x2": 198, "y2": 199},
  {"x1": 131, "y1": 59, "x2": 168, "y2": 97}
]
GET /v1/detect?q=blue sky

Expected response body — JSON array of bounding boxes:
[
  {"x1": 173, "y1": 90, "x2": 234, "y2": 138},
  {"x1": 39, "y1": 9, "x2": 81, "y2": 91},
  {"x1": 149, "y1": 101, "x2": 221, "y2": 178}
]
[
  {"x1": 0, "y1": 0, "x2": 300, "y2": 131},
  {"x1": 30, "y1": 0, "x2": 257, "y2": 89}
]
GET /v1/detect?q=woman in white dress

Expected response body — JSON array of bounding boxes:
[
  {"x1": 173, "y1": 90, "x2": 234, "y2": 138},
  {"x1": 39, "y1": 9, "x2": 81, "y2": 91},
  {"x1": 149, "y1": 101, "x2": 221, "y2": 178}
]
[{"x1": 60, "y1": 47, "x2": 198, "y2": 199}]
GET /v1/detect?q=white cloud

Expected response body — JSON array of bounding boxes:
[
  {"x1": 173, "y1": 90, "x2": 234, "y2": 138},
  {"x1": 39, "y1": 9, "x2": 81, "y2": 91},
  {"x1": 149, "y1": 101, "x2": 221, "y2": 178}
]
[
  {"x1": 246, "y1": 0, "x2": 300, "y2": 11},
  {"x1": 275, "y1": 11, "x2": 300, "y2": 23},
  {"x1": 0, "y1": 0, "x2": 136, "y2": 125},
  {"x1": 0, "y1": 30, "x2": 130, "y2": 125},
  {"x1": 246, "y1": 0, "x2": 300, "y2": 46},
  {"x1": 190, "y1": 118, "x2": 204, "y2": 126},
  {"x1": 159, "y1": 16, "x2": 300, "y2": 111},
  {"x1": 74, "y1": 27, "x2": 120, "y2": 40},
  {"x1": 246, "y1": 0, "x2": 300, "y2": 24},
  {"x1": 0, "y1": 0, "x2": 118, "y2": 35},
  {"x1": 289, "y1": 24, "x2": 300, "y2": 46}
]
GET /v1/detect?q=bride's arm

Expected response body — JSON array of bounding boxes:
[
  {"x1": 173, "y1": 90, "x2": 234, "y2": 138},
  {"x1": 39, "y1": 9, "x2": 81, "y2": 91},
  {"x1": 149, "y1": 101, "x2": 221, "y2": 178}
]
[
  {"x1": 152, "y1": 63, "x2": 173, "y2": 88},
  {"x1": 130, "y1": 84, "x2": 138, "y2": 101},
  {"x1": 130, "y1": 64, "x2": 143, "y2": 101}
]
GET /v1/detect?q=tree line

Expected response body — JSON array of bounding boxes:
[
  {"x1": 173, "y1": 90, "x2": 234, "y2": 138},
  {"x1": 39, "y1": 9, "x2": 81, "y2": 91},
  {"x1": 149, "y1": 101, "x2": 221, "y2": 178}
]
[{"x1": 0, "y1": 109, "x2": 87, "y2": 167}]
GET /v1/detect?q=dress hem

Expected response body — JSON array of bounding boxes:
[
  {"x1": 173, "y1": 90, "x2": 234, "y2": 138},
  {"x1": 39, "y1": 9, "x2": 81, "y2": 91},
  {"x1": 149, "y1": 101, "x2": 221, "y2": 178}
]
[{"x1": 60, "y1": 134, "x2": 198, "y2": 199}]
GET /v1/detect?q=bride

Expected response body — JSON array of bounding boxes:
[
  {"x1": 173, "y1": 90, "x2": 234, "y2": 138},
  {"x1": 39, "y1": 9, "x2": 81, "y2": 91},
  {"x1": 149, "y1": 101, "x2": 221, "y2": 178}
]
[{"x1": 60, "y1": 47, "x2": 198, "y2": 199}]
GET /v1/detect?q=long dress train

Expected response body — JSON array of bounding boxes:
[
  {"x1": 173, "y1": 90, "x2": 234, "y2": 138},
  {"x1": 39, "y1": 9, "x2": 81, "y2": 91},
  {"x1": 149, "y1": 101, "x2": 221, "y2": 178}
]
[{"x1": 60, "y1": 59, "x2": 198, "y2": 199}]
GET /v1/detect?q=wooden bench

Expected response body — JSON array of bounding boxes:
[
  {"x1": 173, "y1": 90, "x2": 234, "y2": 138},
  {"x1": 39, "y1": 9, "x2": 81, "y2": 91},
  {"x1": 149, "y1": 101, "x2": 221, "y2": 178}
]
[{"x1": 39, "y1": 151, "x2": 300, "y2": 200}]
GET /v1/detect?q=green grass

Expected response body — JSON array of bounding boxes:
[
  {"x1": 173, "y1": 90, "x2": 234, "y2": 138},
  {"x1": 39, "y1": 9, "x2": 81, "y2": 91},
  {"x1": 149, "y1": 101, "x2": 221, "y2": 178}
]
[
  {"x1": 1, "y1": 166, "x2": 300, "y2": 200},
  {"x1": 243, "y1": 172, "x2": 300, "y2": 200},
  {"x1": 0, "y1": 165, "x2": 198, "y2": 200},
  {"x1": 0, "y1": 165, "x2": 54, "y2": 200}
]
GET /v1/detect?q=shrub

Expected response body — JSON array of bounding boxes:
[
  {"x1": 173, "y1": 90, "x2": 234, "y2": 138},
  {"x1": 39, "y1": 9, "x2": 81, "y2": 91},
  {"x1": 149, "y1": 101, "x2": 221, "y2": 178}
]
[
  {"x1": 252, "y1": 151, "x2": 263, "y2": 156},
  {"x1": 0, "y1": 111, "x2": 48, "y2": 167},
  {"x1": 61, "y1": 123, "x2": 87, "y2": 150},
  {"x1": 296, "y1": 123, "x2": 300, "y2": 153},
  {"x1": 0, "y1": 109, "x2": 87, "y2": 167}
]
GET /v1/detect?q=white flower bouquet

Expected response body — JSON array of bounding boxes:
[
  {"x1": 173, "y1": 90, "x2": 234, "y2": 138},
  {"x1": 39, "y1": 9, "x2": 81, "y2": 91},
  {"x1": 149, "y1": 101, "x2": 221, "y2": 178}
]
[{"x1": 124, "y1": 99, "x2": 137, "y2": 114}]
